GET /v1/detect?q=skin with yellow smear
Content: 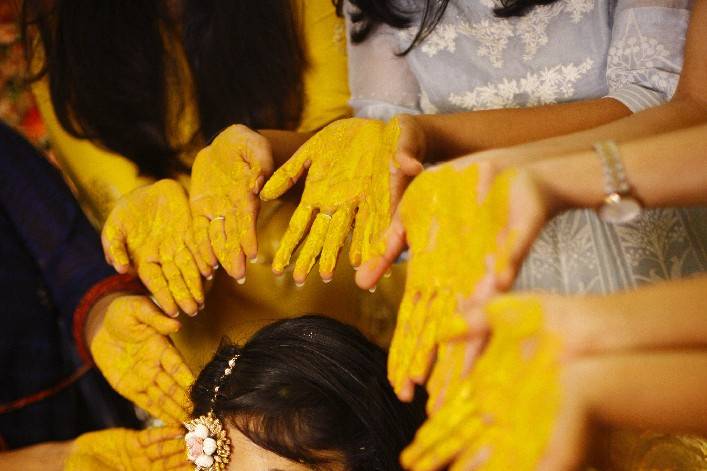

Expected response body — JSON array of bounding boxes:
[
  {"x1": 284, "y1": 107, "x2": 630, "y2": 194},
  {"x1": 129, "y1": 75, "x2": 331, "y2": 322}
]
[
  {"x1": 90, "y1": 296, "x2": 195, "y2": 424},
  {"x1": 102, "y1": 179, "x2": 208, "y2": 316},
  {"x1": 190, "y1": 125, "x2": 272, "y2": 281},
  {"x1": 64, "y1": 427, "x2": 190, "y2": 471},
  {"x1": 260, "y1": 118, "x2": 401, "y2": 284},
  {"x1": 388, "y1": 163, "x2": 516, "y2": 398},
  {"x1": 401, "y1": 297, "x2": 561, "y2": 471}
]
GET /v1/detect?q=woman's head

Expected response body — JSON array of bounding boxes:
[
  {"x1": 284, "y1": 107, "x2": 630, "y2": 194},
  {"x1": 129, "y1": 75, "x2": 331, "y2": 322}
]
[
  {"x1": 337, "y1": 0, "x2": 561, "y2": 53},
  {"x1": 190, "y1": 315, "x2": 425, "y2": 471},
  {"x1": 21, "y1": 0, "x2": 304, "y2": 179}
]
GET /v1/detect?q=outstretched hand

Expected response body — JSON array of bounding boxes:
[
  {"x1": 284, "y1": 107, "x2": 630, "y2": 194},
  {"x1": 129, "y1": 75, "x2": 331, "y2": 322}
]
[
  {"x1": 260, "y1": 117, "x2": 421, "y2": 285},
  {"x1": 383, "y1": 161, "x2": 539, "y2": 401},
  {"x1": 65, "y1": 427, "x2": 190, "y2": 471},
  {"x1": 102, "y1": 180, "x2": 208, "y2": 316},
  {"x1": 90, "y1": 296, "x2": 195, "y2": 424},
  {"x1": 190, "y1": 124, "x2": 273, "y2": 282},
  {"x1": 401, "y1": 297, "x2": 565, "y2": 471}
]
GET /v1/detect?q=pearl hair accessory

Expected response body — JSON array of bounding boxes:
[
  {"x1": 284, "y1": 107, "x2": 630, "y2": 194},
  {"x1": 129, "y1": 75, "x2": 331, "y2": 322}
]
[{"x1": 184, "y1": 355, "x2": 239, "y2": 470}]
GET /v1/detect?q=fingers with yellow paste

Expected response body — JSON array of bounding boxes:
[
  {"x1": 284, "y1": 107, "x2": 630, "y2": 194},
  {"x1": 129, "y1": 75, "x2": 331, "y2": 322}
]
[
  {"x1": 262, "y1": 118, "x2": 403, "y2": 282},
  {"x1": 320, "y1": 205, "x2": 356, "y2": 282},
  {"x1": 293, "y1": 212, "x2": 332, "y2": 285},
  {"x1": 102, "y1": 180, "x2": 206, "y2": 316},
  {"x1": 90, "y1": 296, "x2": 194, "y2": 425},
  {"x1": 259, "y1": 145, "x2": 313, "y2": 201},
  {"x1": 272, "y1": 204, "x2": 315, "y2": 275},
  {"x1": 401, "y1": 297, "x2": 562, "y2": 471},
  {"x1": 190, "y1": 124, "x2": 273, "y2": 281},
  {"x1": 66, "y1": 427, "x2": 188, "y2": 471}
]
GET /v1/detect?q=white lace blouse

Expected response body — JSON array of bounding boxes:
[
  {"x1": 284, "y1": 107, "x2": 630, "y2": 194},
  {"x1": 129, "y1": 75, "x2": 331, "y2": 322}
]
[
  {"x1": 346, "y1": 0, "x2": 691, "y2": 120},
  {"x1": 345, "y1": 0, "x2": 707, "y2": 297}
]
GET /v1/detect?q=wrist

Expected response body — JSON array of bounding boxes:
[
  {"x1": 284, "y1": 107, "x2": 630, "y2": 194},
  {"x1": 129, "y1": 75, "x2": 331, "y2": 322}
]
[
  {"x1": 410, "y1": 114, "x2": 439, "y2": 163},
  {"x1": 524, "y1": 150, "x2": 605, "y2": 216},
  {"x1": 84, "y1": 293, "x2": 124, "y2": 348},
  {"x1": 73, "y1": 274, "x2": 144, "y2": 364}
]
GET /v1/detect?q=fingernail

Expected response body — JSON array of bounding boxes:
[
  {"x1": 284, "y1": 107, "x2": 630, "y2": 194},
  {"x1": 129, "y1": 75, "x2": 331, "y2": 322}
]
[
  {"x1": 384, "y1": 270, "x2": 392, "y2": 278},
  {"x1": 206, "y1": 274, "x2": 214, "y2": 281},
  {"x1": 322, "y1": 278, "x2": 332, "y2": 284},
  {"x1": 198, "y1": 304, "x2": 206, "y2": 312},
  {"x1": 369, "y1": 286, "x2": 377, "y2": 293},
  {"x1": 295, "y1": 281, "x2": 305, "y2": 288},
  {"x1": 213, "y1": 264, "x2": 220, "y2": 270},
  {"x1": 249, "y1": 257, "x2": 259, "y2": 264},
  {"x1": 236, "y1": 277, "x2": 246, "y2": 285}
]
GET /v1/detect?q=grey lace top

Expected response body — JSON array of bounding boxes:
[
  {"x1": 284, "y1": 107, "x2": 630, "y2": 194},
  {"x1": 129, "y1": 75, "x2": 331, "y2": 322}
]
[{"x1": 345, "y1": 0, "x2": 707, "y2": 295}]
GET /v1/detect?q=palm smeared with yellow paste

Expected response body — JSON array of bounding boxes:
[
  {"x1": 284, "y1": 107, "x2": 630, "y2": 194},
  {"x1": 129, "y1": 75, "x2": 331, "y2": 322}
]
[
  {"x1": 102, "y1": 180, "x2": 207, "y2": 316},
  {"x1": 65, "y1": 427, "x2": 190, "y2": 471},
  {"x1": 387, "y1": 163, "x2": 520, "y2": 400},
  {"x1": 90, "y1": 296, "x2": 195, "y2": 424},
  {"x1": 260, "y1": 118, "x2": 406, "y2": 284},
  {"x1": 402, "y1": 297, "x2": 562, "y2": 471},
  {"x1": 190, "y1": 125, "x2": 273, "y2": 281}
]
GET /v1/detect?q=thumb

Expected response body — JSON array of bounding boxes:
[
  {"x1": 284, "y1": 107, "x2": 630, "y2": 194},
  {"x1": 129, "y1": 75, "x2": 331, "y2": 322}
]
[{"x1": 393, "y1": 116, "x2": 425, "y2": 176}]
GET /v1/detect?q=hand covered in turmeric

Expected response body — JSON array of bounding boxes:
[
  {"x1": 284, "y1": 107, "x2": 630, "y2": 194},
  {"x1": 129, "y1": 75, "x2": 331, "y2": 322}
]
[
  {"x1": 190, "y1": 125, "x2": 273, "y2": 282},
  {"x1": 90, "y1": 296, "x2": 195, "y2": 424},
  {"x1": 102, "y1": 180, "x2": 208, "y2": 316},
  {"x1": 65, "y1": 427, "x2": 189, "y2": 471},
  {"x1": 401, "y1": 297, "x2": 562, "y2": 471},
  {"x1": 260, "y1": 117, "x2": 417, "y2": 284},
  {"x1": 352, "y1": 159, "x2": 549, "y2": 401}
]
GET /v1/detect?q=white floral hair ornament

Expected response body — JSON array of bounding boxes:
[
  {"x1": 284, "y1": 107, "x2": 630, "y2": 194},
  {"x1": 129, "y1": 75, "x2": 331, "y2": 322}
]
[{"x1": 185, "y1": 356, "x2": 238, "y2": 470}]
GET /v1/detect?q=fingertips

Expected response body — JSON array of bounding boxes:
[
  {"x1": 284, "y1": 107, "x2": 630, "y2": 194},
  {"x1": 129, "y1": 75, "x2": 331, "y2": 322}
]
[
  {"x1": 139, "y1": 264, "x2": 179, "y2": 317},
  {"x1": 355, "y1": 256, "x2": 385, "y2": 289},
  {"x1": 175, "y1": 249, "x2": 204, "y2": 308},
  {"x1": 396, "y1": 151, "x2": 425, "y2": 176},
  {"x1": 193, "y1": 215, "x2": 218, "y2": 270}
]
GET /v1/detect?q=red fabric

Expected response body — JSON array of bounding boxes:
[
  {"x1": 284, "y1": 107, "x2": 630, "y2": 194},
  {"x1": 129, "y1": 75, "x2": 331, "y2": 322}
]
[
  {"x1": 72, "y1": 274, "x2": 145, "y2": 364},
  {"x1": 0, "y1": 364, "x2": 92, "y2": 415}
]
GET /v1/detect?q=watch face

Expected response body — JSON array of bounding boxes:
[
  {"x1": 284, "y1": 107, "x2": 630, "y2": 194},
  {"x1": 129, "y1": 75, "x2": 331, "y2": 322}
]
[{"x1": 599, "y1": 196, "x2": 642, "y2": 224}]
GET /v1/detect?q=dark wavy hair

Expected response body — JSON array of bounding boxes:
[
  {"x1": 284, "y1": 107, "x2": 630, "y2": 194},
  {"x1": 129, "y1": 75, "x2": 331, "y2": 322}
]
[
  {"x1": 191, "y1": 315, "x2": 426, "y2": 470},
  {"x1": 20, "y1": 0, "x2": 305, "y2": 179},
  {"x1": 336, "y1": 0, "x2": 561, "y2": 53}
]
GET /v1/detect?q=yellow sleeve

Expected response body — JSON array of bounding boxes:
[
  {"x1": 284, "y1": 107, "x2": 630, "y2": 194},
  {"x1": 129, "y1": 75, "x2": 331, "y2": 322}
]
[
  {"x1": 296, "y1": 0, "x2": 352, "y2": 133},
  {"x1": 32, "y1": 79, "x2": 153, "y2": 227}
]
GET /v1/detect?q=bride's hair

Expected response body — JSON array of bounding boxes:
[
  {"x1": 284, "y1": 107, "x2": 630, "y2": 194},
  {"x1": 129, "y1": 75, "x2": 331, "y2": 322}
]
[
  {"x1": 190, "y1": 315, "x2": 425, "y2": 471},
  {"x1": 337, "y1": 0, "x2": 561, "y2": 54}
]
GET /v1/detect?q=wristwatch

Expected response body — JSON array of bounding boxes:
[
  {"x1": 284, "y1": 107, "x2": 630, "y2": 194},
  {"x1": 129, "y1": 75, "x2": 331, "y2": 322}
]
[{"x1": 593, "y1": 140, "x2": 642, "y2": 224}]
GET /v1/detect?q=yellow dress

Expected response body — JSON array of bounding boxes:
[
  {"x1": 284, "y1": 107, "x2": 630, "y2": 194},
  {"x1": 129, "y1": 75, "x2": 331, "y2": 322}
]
[{"x1": 33, "y1": 0, "x2": 403, "y2": 372}]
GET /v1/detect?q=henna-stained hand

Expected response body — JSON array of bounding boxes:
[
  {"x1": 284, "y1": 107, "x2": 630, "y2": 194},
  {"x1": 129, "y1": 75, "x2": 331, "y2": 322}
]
[
  {"x1": 90, "y1": 296, "x2": 194, "y2": 424},
  {"x1": 65, "y1": 427, "x2": 190, "y2": 471},
  {"x1": 190, "y1": 124, "x2": 273, "y2": 282},
  {"x1": 102, "y1": 180, "x2": 207, "y2": 316},
  {"x1": 260, "y1": 118, "x2": 413, "y2": 285},
  {"x1": 401, "y1": 297, "x2": 563, "y2": 471}
]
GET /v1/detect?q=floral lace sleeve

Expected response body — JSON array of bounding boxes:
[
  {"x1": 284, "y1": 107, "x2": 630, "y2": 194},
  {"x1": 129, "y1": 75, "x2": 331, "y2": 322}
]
[
  {"x1": 345, "y1": 1, "x2": 422, "y2": 120},
  {"x1": 605, "y1": 0, "x2": 691, "y2": 112}
]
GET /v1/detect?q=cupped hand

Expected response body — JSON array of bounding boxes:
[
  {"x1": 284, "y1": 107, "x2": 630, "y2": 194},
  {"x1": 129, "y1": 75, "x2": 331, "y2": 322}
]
[
  {"x1": 190, "y1": 124, "x2": 273, "y2": 282},
  {"x1": 384, "y1": 161, "x2": 544, "y2": 401},
  {"x1": 401, "y1": 296, "x2": 566, "y2": 471},
  {"x1": 260, "y1": 117, "x2": 420, "y2": 285},
  {"x1": 65, "y1": 427, "x2": 190, "y2": 471},
  {"x1": 90, "y1": 296, "x2": 195, "y2": 424},
  {"x1": 102, "y1": 180, "x2": 207, "y2": 316}
]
